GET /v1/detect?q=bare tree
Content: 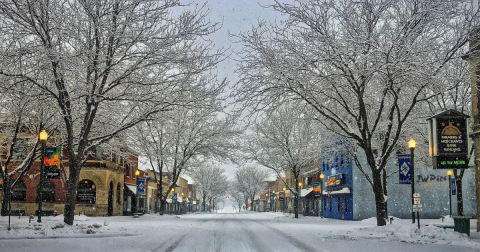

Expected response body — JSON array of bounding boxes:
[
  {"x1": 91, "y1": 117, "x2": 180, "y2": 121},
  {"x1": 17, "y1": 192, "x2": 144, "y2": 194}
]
[
  {"x1": 190, "y1": 165, "x2": 228, "y2": 212},
  {"x1": 244, "y1": 105, "x2": 321, "y2": 218},
  {"x1": 0, "y1": 0, "x2": 225, "y2": 225},
  {"x1": 234, "y1": 165, "x2": 269, "y2": 212},
  {"x1": 234, "y1": 0, "x2": 477, "y2": 226}
]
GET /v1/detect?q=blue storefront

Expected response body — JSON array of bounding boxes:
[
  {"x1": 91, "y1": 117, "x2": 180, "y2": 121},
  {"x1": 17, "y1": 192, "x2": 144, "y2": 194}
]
[{"x1": 320, "y1": 152, "x2": 353, "y2": 220}]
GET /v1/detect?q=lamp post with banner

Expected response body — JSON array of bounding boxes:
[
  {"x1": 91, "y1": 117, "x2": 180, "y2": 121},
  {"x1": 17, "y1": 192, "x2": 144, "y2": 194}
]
[
  {"x1": 320, "y1": 174, "x2": 324, "y2": 218},
  {"x1": 38, "y1": 130, "x2": 48, "y2": 223},
  {"x1": 447, "y1": 170, "x2": 453, "y2": 217},
  {"x1": 408, "y1": 138, "x2": 416, "y2": 223}
]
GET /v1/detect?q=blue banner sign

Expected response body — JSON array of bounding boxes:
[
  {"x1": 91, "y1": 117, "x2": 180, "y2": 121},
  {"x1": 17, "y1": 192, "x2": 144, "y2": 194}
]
[
  {"x1": 398, "y1": 154, "x2": 411, "y2": 184},
  {"x1": 138, "y1": 178, "x2": 145, "y2": 194},
  {"x1": 256, "y1": 199, "x2": 259, "y2": 205},
  {"x1": 173, "y1": 192, "x2": 177, "y2": 202},
  {"x1": 270, "y1": 194, "x2": 273, "y2": 202},
  {"x1": 451, "y1": 179, "x2": 456, "y2": 195}
]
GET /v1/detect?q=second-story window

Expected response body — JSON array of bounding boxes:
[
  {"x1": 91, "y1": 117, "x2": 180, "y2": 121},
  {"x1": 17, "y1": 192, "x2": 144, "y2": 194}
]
[{"x1": 126, "y1": 164, "x2": 130, "y2": 177}]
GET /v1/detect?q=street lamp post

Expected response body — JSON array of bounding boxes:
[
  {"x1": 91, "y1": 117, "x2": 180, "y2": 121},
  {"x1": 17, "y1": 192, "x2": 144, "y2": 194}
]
[
  {"x1": 272, "y1": 191, "x2": 275, "y2": 212},
  {"x1": 283, "y1": 187, "x2": 286, "y2": 214},
  {"x1": 134, "y1": 170, "x2": 140, "y2": 218},
  {"x1": 447, "y1": 170, "x2": 452, "y2": 217},
  {"x1": 181, "y1": 193, "x2": 184, "y2": 214},
  {"x1": 298, "y1": 182, "x2": 303, "y2": 216},
  {"x1": 320, "y1": 174, "x2": 324, "y2": 218},
  {"x1": 265, "y1": 193, "x2": 268, "y2": 212},
  {"x1": 408, "y1": 138, "x2": 416, "y2": 224},
  {"x1": 38, "y1": 130, "x2": 48, "y2": 223}
]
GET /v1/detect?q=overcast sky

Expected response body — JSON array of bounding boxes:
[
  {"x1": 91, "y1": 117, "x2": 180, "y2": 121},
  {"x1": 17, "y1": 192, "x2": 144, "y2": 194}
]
[{"x1": 139, "y1": 1, "x2": 286, "y2": 182}]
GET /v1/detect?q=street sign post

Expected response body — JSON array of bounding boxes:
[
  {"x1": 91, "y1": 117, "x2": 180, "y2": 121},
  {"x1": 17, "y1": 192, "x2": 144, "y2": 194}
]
[{"x1": 412, "y1": 204, "x2": 423, "y2": 212}]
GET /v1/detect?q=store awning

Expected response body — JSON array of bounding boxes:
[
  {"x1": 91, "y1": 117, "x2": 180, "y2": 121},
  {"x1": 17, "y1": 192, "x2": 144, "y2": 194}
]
[
  {"x1": 323, "y1": 187, "x2": 351, "y2": 195},
  {"x1": 126, "y1": 184, "x2": 137, "y2": 194},
  {"x1": 301, "y1": 188, "x2": 313, "y2": 197}
]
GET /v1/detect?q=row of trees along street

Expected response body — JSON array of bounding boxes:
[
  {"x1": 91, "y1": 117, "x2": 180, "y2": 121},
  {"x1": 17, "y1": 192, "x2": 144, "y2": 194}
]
[
  {"x1": 233, "y1": 0, "x2": 478, "y2": 226},
  {"x1": 1, "y1": 0, "x2": 478, "y2": 227},
  {"x1": 0, "y1": 1, "x2": 234, "y2": 225}
]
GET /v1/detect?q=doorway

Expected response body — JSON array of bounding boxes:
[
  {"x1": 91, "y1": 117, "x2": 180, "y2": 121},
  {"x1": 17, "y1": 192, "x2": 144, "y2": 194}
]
[{"x1": 108, "y1": 181, "x2": 113, "y2": 216}]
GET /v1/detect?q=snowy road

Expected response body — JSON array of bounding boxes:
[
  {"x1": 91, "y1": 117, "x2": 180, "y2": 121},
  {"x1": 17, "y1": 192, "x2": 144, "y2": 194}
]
[{"x1": 1, "y1": 212, "x2": 479, "y2": 252}]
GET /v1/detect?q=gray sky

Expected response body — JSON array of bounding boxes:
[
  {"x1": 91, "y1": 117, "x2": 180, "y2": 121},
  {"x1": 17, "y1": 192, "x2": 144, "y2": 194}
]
[{"x1": 139, "y1": 1, "x2": 285, "y2": 181}]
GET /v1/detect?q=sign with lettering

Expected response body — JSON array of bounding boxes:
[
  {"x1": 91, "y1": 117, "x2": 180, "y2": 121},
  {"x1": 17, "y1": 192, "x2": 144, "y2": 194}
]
[
  {"x1": 413, "y1": 193, "x2": 421, "y2": 205},
  {"x1": 325, "y1": 174, "x2": 343, "y2": 187},
  {"x1": 428, "y1": 110, "x2": 470, "y2": 169},
  {"x1": 398, "y1": 154, "x2": 411, "y2": 184},
  {"x1": 44, "y1": 147, "x2": 61, "y2": 168},
  {"x1": 313, "y1": 182, "x2": 321, "y2": 196},
  {"x1": 279, "y1": 191, "x2": 285, "y2": 201},
  {"x1": 44, "y1": 166, "x2": 60, "y2": 179}
]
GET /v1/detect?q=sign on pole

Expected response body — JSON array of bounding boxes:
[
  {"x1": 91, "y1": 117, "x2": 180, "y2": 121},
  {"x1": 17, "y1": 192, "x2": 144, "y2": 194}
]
[
  {"x1": 451, "y1": 179, "x2": 457, "y2": 195},
  {"x1": 412, "y1": 204, "x2": 423, "y2": 212},
  {"x1": 413, "y1": 193, "x2": 421, "y2": 205},
  {"x1": 279, "y1": 192, "x2": 284, "y2": 201},
  {"x1": 398, "y1": 154, "x2": 411, "y2": 184},
  {"x1": 173, "y1": 192, "x2": 177, "y2": 203}
]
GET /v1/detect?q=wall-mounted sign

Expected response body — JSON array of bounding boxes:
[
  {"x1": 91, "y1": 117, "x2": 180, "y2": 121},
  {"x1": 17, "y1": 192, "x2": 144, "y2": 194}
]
[
  {"x1": 398, "y1": 154, "x2": 411, "y2": 184},
  {"x1": 325, "y1": 174, "x2": 343, "y2": 187},
  {"x1": 427, "y1": 110, "x2": 470, "y2": 169}
]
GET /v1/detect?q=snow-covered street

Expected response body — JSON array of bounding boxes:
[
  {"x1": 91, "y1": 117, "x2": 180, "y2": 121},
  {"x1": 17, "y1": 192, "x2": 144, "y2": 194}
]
[{"x1": 1, "y1": 212, "x2": 479, "y2": 252}]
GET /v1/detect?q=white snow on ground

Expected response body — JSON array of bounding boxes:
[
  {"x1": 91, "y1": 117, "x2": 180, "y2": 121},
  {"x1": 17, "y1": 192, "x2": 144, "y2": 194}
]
[{"x1": 1, "y1": 212, "x2": 479, "y2": 251}]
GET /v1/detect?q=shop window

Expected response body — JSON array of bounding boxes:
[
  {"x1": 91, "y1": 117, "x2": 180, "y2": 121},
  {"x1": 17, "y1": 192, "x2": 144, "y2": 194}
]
[
  {"x1": 119, "y1": 155, "x2": 124, "y2": 165},
  {"x1": 337, "y1": 196, "x2": 341, "y2": 211},
  {"x1": 125, "y1": 164, "x2": 130, "y2": 177},
  {"x1": 329, "y1": 197, "x2": 332, "y2": 212},
  {"x1": 37, "y1": 179, "x2": 55, "y2": 203},
  {"x1": 345, "y1": 196, "x2": 348, "y2": 212},
  {"x1": 11, "y1": 180, "x2": 27, "y2": 202},
  {"x1": 116, "y1": 183, "x2": 121, "y2": 205},
  {"x1": 110, "y1": 153, "x2": 115, "y2": 163},
  {"x1": 77, "y1": 179, "x2": 96, "y2": 204}
]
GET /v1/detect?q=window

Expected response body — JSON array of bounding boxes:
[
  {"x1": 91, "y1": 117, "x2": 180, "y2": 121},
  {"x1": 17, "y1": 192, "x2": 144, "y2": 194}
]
[
  {"x1": 110, "y1": 153, "x2": 115, "y2": 163},
  {"x1": 132, "y1": 165, "x2": 136, "y2": 178},
  {"x1": 337, "y1": 196, "x2": 341, "y2": 211},
  {"x1": 95, "y1": 147, "x2": 102, "y2": 161},
  {"x1": 340, "y1": 154, "x2": 344, "y2": 167},
  {"x1": 119, "y1": 155, "x2": 123, "y2": 165},
  {"x1": 329, "y1": 197, "x2": 332, "y2": 212},
  {"x1": 116, "y1": 183, "x2": 121, "y2": 205},
  {"x1": 345, "y1": 196, "x2": 348, "y2": 213},
  {"x1": 37, "y1": 179, "x2": 55, "y2": 203},
  {"x1": 125, "y1": 164, "x2": 130, "y2": 177},
  {"x1": 77, "y1": 179, "x2": 96, "y2": 204},
  {"x1": 11, "y1": 180, "x2": 27, "y2": 202}
]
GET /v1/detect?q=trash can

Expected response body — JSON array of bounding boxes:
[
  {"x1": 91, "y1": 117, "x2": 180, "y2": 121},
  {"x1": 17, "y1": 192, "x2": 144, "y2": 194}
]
[{"x1": 453, "y1": 216, "x2": 470, "y2": 236}]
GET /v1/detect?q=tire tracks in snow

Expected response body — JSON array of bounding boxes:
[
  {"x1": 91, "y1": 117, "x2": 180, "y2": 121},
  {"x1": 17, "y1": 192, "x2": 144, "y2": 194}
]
[{"x1": 246, "y1": 218, "x2": 329, "y2": 252}]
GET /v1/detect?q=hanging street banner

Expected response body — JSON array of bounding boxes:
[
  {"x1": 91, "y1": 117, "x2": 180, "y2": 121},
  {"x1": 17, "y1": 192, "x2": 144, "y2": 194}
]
[
  {"x1": 0, "y1": 173, "x2": 3, "y2": 189},
  {"x1": 44, "y1": 147, "x2": 61, "y2": 168},
  {"x1": 427, "y1": 110, "x2": 470, "y2": 169},
  {"x1": 279, "y1": 191, "x2": 285, "y2": 201},
  {"x1": 451, "y1": 178, "x2": 457, "y2": 195},
  {"x1": 398, "y1": 154, "x2": 412, "y2": 184},
  {"x1": 270, "y1": 193, "x2": 273, "y2": 202},
  {"x1": 173, "y1": 192, "x2": 177, "y2": 203},
  {"x1": 313, "y1": 182, "x2": 321, "y2": 196},
  {"x1": 45, "y1": 166, "x2": 61, "y2": 179},
  {"x1": 138, "y1": 178, "x2": 145, "y2": 194}
]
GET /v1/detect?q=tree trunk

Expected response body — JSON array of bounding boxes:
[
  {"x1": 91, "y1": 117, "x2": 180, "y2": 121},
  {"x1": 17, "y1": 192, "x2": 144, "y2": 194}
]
[
  {"x1": 63, "y1": 164, "x2": 80, "y2": 225},
  {"x1": 294, "y1": 183, "x2": 299, "y2": 219},
  {"x1": 382, "y1": 169, "x2": 388, "y2": 221},
  {"x1": 455, "y1": 170, "x2": 464, "y2": 216},
  {"x1": 1, "y1": 179, "x2": 10, "y2": 216},
  {"x1": 373, "y1": 171, "x2": 386, "y2": 226}
]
